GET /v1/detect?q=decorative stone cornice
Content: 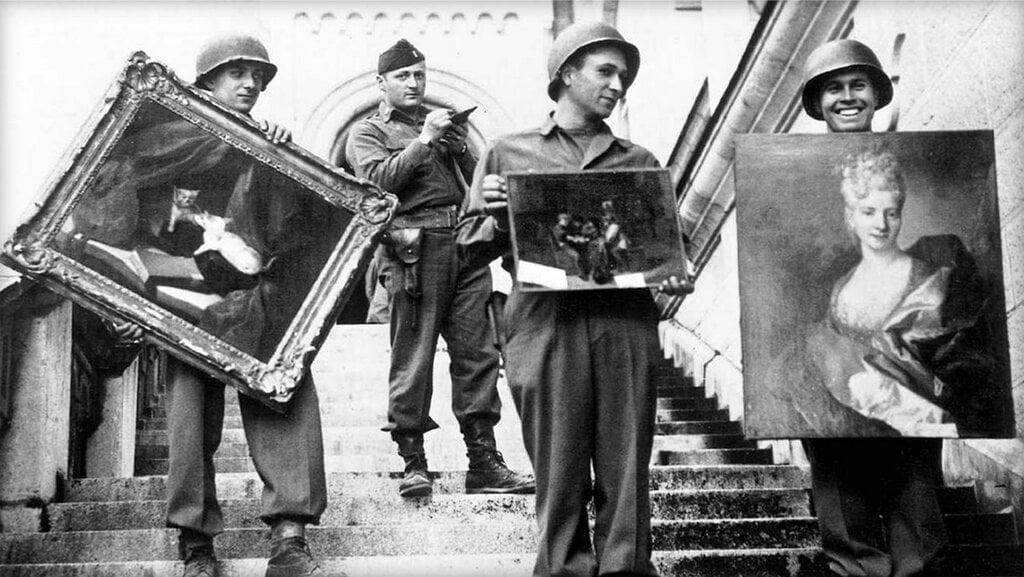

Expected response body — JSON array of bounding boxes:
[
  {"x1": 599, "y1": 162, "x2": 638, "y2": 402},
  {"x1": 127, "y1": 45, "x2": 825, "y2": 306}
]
[{"x1": 294, "y1": 10, "x2": 521, "y2": 36}]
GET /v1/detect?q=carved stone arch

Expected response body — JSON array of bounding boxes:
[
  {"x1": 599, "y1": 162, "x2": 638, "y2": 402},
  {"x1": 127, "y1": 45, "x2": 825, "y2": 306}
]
[{"x1": 301, "y1": 68, "x2": 516, "y2": 172}]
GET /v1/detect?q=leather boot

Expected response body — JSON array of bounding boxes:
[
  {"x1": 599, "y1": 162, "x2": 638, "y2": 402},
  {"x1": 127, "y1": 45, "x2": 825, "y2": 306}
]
[
  {"x1": 179, "y1": 529, "x2": 218, "y2": 577},
  {"x1": 392, "y1": 432, "x2": 432, "y2": 497},
  {"x1": 466, "y1": 447, "x2": 536, "y2": 494},
  {"x1": 400, "y1": 453, "x2": 433, "y2": 497},
  {"x1": 265, "y1": 519, "x2": 347, "y2": 577}
]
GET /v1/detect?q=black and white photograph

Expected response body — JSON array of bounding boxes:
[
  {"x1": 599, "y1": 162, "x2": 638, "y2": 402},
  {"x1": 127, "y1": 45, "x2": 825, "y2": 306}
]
[{"x1": 0, "y1": 2, "x2": 1022, "y2": 577}]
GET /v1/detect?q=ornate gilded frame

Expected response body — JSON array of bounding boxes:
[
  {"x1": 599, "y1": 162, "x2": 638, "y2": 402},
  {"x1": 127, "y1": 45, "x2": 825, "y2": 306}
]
[{"x1": 1, "y1": 52, "x2": 396, "y2": 410}]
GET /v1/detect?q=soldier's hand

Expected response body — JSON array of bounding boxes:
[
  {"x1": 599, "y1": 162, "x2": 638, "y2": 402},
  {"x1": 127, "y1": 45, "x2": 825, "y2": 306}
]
[
  {"x1": 658, "y1": 274, "x2": 695, "y2": 296},
  {"x1": 480, "y1": 174, "x2": 509, "y2": 231},
  {"x1": 441, "y1": 123, "x2": 469, "y2": 155},
  {"x1": 104, "y1": 318, "x2": 144, "y2": 344},
  {"x1": 259, "y1": 119, "x2": 292, "y2": 144},
  {"x1": 420, "y1": 109, "x2": 453, "y2": 146}
]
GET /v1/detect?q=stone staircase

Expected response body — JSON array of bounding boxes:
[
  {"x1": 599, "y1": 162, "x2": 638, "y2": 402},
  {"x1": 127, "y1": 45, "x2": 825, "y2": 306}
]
[{"x1": 1, "y1": 324, "x2": 1022, "y2": 576}]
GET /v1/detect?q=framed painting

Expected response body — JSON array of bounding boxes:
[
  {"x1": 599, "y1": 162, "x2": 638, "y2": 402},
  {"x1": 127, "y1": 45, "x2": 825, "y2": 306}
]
[
  {"x1": 735, "y1": 131, "x2": 1013, "y2": 438},
  {"x1": 1, "y1": 51, "x2": 396, "y2": 410},
  {"x1": 506, "y1": 168, "x2": 686, "y2": 291}
]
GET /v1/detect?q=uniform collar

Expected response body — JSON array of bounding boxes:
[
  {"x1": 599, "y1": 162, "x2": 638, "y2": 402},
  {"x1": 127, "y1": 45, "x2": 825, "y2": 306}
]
[
  {"x1": 379, "y1": 101, "x2": 426, "y2": 124},
  {"x1": 539, "y1": 112, "x2": 634, "y2": 150}
]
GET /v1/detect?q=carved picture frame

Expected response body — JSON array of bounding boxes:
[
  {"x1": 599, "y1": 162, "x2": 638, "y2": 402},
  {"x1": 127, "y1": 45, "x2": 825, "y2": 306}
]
[{"x1": 1, "y1": 52, "x2": 396, "y2": 411}]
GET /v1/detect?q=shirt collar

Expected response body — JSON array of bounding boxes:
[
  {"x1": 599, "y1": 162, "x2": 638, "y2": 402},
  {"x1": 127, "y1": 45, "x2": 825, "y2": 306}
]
[
  {"x1": 379, "y1": 101, "x2": 426, "y2": 124},
  {"x1": 540, "y1": 112, "x2": 634, "y2": 150}
]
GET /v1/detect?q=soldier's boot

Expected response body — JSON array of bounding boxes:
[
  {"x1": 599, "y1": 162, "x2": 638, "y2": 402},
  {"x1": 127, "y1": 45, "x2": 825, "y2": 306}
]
[
  {"x1": 463, "y1": 422, "x2": 535, "y2": 494},
  {"x1": 466, "y1": 447, "x2": 535, "y2": 494},
  {"x1": 399, "y1": 453, "x2": 434, "y2": 498},
  {"x1": 392, "y1": 431, "x2": 433, "y2": 498},
  {"x1": 265, "y1": 519, "x2": 345, "y2": 577},
  {"x1": 179, "y1": 529, "x2": 218, "y2": 577}
]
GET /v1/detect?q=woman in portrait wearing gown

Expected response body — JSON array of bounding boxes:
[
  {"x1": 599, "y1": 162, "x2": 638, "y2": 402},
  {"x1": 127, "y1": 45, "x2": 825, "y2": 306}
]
[{"x1": 805, "y1": 148, "x2": 997, "y2": 438}]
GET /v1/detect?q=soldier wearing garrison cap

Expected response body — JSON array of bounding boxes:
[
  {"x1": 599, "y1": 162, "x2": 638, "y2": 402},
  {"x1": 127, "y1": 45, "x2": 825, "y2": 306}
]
[
  {"x1": 457, "y1": 21, "x2": 693, "y2": 577},
  {"x1": 798, "y1": 39, "x2": 949, "y2": 577},
  {"x1": 345, "y1": 39, "x2": 534, "y2": 499}
]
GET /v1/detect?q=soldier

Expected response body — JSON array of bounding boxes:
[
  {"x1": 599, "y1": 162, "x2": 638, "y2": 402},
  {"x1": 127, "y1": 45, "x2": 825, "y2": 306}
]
[
  {"x1": 165, "y1": 34, "x2": 336, "y2": 577},
  {"x1": 457, "y1": 22, "x2": 693, "y2": 577},
  {"x1": 800, "y1": 39, "x2": 948, "y2": 577},
  {"x1": 345, "y1": 39, "x2": 534, "y2": 498}
]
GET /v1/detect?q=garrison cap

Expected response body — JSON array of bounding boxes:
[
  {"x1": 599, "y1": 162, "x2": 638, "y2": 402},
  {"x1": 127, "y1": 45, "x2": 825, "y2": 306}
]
[{"x1": 378, "y1": 39, "x2": 425, "y2": 75}]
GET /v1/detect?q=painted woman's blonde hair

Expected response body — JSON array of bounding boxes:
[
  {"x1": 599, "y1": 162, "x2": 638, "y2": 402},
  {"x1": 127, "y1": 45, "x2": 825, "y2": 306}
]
[{"x1": 839, "y1": 147, "x2": 906, "y2": 214}]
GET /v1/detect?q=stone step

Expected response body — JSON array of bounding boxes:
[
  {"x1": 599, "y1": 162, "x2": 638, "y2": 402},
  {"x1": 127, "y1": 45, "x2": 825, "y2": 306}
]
[
  {"x1": 135, "y1": 424, "x2": 525, "y2": 450},
  {"x1": 6, "y1": 514, "x2": 1009, "y2": 564},
  {"x1": 62, "y1": 471, "x2": 981, "y2": 522},
  {"x1": 654, "y1": 421, "x2": 742, "y2": 435},
  {"x1": 656, "y1": 385, "x2": 708, "y2": 398},
  {"x1": 135, "y1": 452, "x2": 534, "y2": 476},
  {"x1": 649, "y1": 465, "x2": 808, "y2": 491},
  {"x1": 65, "y1": 466, "x2": 812, "y2": 503},
  {"x1": 154, "y1": 404, "x2": 732, "y2": 433},
  {"x1": 0, "y1": 520, "x2": 816, "y2": 563},
  {"x1": 657, "y1": 448, "x2": 775, "y2": 466},
  {"x1": 4, "y1": 544, "x2": 1023, "y2": 577},
  {"x1": 656, "y1": 408, "x2": 731, "y2": 423},
  {"x1": 657, "y1": 397, "x2": 720, "y2": 411},
  {"x1": 652, "y1": 374, "x2": 696, "y2": 387},
  {"x1": 652, "y1": 435, "x2": 756, "y2": 453},
  {"x1": 48, "y1": 489, "x2": 818, "y2": 532}
]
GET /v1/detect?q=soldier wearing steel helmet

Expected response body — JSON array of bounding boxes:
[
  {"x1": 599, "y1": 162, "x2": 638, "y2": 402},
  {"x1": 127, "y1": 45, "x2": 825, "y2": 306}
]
[
  {"x1": 161, "y1": 33, "x2": 339, "y2": 577},
  {"x1": 458, "y1": 21, "x2": 693, "y2": 577},
  {"x1": 799, "y1": 39, "x2": 948, "y2": 577}
]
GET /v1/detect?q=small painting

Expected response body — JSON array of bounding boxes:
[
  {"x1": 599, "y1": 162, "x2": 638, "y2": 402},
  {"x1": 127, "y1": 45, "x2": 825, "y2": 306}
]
[{"x1": 506, "y1": 168, "x2": 686, "y2": 291}]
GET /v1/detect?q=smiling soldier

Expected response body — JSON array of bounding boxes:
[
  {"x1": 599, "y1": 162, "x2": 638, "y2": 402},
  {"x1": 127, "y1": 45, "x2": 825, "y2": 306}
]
[{"x1": 457, "y1": 21, "x2": 693, "y2": 577}]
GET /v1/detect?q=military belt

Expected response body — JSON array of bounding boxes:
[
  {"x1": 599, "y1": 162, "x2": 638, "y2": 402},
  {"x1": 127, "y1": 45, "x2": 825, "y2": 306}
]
[{"x1": 389, "y1": 205, "x2": 459, "y2": 230}]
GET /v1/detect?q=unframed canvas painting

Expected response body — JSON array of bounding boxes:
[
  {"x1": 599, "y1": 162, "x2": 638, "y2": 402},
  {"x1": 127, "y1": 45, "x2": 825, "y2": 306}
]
[{"x1": 735, "y1": 131, "x2": 1013, "y2": 439}]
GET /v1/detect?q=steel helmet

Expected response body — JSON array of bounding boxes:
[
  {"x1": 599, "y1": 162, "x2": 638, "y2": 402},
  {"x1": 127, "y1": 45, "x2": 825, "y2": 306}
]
[
  {"x1": 546, "y1": 21, "x2": 640, "y2": 101},
  {"x1": 801, "y1": 39, "x2": 892, "y2": 120},
  {"x1": 195, "y1": 33, "x2": 278, "y2": 90}
]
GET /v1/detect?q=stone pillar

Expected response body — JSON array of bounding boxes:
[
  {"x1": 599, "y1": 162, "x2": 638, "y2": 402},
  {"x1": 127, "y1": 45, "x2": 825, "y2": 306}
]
[
  {"x1": 85, "y1": 359, "x2": 139, "y2": 478},
  {"x1": 0, "y1": 291, "x2": 72, "y2": 532}
]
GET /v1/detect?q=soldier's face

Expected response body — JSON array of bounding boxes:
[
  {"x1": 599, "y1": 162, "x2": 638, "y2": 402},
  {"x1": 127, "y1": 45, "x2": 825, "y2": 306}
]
[
  {"x1": 818, "y1": 70, "x2": 877, "y2": 133},
  {"x1": 563, "y1": 46, "x2": 629, "y2": 120},
  {"x1": 207, "y1": 62, "x2": 265, "y2": 114},
  {"x1": 379, "y1": 62, "x2": 426, "y2": 112}
]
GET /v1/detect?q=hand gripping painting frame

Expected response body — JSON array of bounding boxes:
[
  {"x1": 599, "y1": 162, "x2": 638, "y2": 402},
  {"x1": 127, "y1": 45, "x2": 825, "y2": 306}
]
[{"x1": 1, "y1": 52, "x2": 397, "y2": 411}]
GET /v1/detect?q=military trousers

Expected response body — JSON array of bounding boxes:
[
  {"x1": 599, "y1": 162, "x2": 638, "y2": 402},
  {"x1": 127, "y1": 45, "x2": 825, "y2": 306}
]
[
  {"x1": 378, "y1": 229, "x2": 502, "y2": 448},
  {"x1": 165, "y1": 356, "x2": 327, "y2": 536},
  {"x1": 803, "y1": 438, "x2": 948, "y2": 577},
  {"x1": 504, "y1": 289, "x2": 661, "y2": 577}
]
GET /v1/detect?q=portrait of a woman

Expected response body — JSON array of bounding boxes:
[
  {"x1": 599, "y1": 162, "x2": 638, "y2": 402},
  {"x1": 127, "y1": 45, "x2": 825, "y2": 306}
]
[{"x1": 804, "y1": 148, "x2": 999, "y2": 437}]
